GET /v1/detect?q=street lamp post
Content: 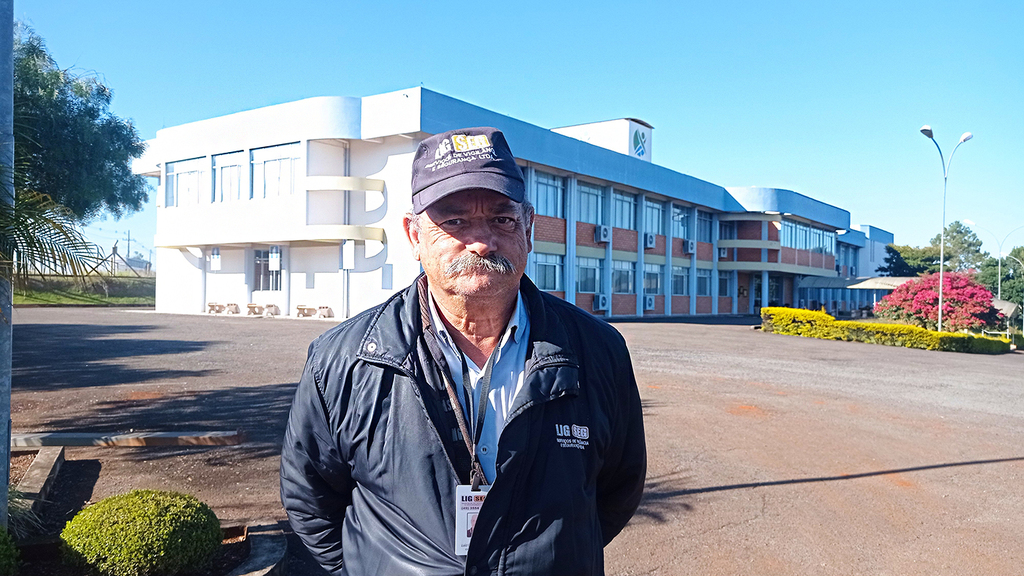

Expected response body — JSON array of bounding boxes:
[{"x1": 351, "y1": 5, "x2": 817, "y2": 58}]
[
  {"x1": 961, "y1": 219, "x2": 1024, "y2": 301},
  {"x1": 1003, "y1": 253, "x2": 1024, "y2": 337},
  {"x1": 920, "y1": 125, "x2": 973, "y2": 332}
]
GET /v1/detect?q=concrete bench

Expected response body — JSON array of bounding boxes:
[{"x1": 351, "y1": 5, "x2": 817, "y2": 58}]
[
  {"x1": 247, "y1": 303, "x2": 265, "y2": 316},
  {"x1": 207, "y1": 302, "x2": 226, "y2": 314},
  {"x1": 225, "y1": 303, "x2": 240, "y2": 314},
  {"x1": 263, "y1": 304, "x2": 280, "y2": 317},
  {"x1": 296, "y1": 305, "x2": 318, "y2": 318},
  {"x1": 318, "y1": 306, "x2": 334, "y2": 318}
]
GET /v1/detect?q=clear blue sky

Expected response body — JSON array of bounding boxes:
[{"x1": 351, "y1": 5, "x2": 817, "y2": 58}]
[{"x1": 17, "y1": 0, "x2": 1024, "y2": 262}]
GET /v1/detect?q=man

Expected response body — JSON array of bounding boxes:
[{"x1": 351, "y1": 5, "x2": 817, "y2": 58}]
[{"x1": 281, "y1": 127, "x2": 646, "y2": 576}]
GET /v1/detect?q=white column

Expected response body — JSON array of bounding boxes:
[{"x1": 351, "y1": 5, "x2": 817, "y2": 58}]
[
  {"x1": 281, "y1": 245, "x2": 291, "y2": 316},
  {"x1": 524, "y1": 166, "x2": 537, "y2": 279},
  {"x1": 565, "y1": 175, "x2": 577, "y2": 304},
  {"x1": 603, "y1": 186, "x2": 614, "y2": 317},
  {"x1": 200, "y1": 249, "x2": 208, "y2": 313},
  {"x1": 761, "y1": 270, "x2": 770, "y2": 311},
  {"x1": 711, "y1": 213, "x2": 720, "y2": 315},
  {"x1": 689, "y1": 206, "x2": 698, "y2": 315},
  {"x1": 731, "y1": 270, "x2": 739, "y2": 314},
  {"x1": 664, "y1": 203, "x2": 674, "y2": 315},
  {"x1": 636, "y1": 194, "x2": 646, "y2": 316},
  {"x1": 244, "y1": 246, "x2": 254, "y2": 304}
]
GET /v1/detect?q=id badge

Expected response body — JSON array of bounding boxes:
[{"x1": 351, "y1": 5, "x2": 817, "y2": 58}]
[{"x1": 455, "y1": 484, "x2": 490, "y2": 555}]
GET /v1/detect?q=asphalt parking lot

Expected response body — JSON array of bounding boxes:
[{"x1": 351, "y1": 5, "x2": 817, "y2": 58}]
[{"x1": 11, "y1": 307, "x2": 1024, "y2": 575}]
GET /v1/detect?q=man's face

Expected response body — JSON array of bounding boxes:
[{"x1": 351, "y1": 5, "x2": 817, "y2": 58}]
[{"x1": 404, "y1": 188, "x2": 533, "y2": 300}]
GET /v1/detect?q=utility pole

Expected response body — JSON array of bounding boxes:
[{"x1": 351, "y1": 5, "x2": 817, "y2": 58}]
[{"x1": 1, "y1": 0, "x2": 15, "y2": 528}]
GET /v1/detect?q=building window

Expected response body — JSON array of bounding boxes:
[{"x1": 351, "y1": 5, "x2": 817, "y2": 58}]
[
  {"x1": 643, "y1": 263, "x2": 662, "y2": 295},
  {"x1": 577, "y1": 181, "x2": 604, "y2": 225},
  {"x1": 535, "y1": 171, "x2": 565, "y2": 218},
  {"x1": 612, "y1": 260, "x2": 635, "y2": 294},
  {"x1": 671, "y1": 205, "x2": 690, "y2": 239},
  {"x1": 696, "y1": 269, "x2": 711, "y2": 296},
  {"x1": 213, "y1": 151, "x2": 244, "y2": 202},
  {"x1": 612, "y1": 191, "x2": 636, "y2": 230},
  {"x1": 697, "y1": 210, "x2": 713, "y2": 243},
  {"x1": 165, "y1": 157, "x2": 206, "y2": 207},
  {"x1": 644, "y1": 200, "x2": 664, "y2": 235},
  {"x1": 251, "y1": 142, "x2": 300, "y2": 199},
  {"x1": 782, "y1": 220, "x2": 796, "y2": 247},
  {"x1": 672, "y1": 265, "x2": 689, "y2": 295},
  {"x1": 576, "y1": 257, "x2": 603, "y2": 294},
  {"x1": 718, "y1": 271, "x2": 731, "y2": 297},
  {"x1": 719, "y1": 221, "x2": 736, "y2": 240},
  {"x1": 534, "y1": 253, "x2": 563, "y2": 291},
  {"x1": 254, "y1": 249, "x2": 282, "y2": 291}
]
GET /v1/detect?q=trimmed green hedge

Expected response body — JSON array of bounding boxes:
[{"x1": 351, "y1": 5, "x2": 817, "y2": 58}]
[
  {"x1": 761, "y1": 307, "x2": 1011, "y2": 354},
  {"x1": 61, "y1": 489, "x2": 221, "y2": 576}
]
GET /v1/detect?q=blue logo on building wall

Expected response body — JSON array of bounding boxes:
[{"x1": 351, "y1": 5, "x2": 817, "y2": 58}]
[{"x1": 633, "y1": 130, "x2": 647, "y2": 157}]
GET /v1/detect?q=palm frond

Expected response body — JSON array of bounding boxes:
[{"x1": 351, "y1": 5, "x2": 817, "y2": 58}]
[{"x1": 0, "y1": 184, "x2": 101, "y2": 286}]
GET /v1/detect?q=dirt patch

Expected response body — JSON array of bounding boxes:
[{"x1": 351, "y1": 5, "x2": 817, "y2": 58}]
[
  {"x1": 10, "y1": 452, "x2": 35, "y2": 487},
  {"x1": 18, "y1": 536, "x2": 249, "y2": 576}
]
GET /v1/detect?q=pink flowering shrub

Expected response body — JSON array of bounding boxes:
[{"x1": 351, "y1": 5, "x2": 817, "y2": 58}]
[{"x1": 874, "y1": 271, "x2": 1001, "y2": 331}]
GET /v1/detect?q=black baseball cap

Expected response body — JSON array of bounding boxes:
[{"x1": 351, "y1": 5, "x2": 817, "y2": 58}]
[{"x1": 410, "y1": 127, "x2": 525, "y2": 213}]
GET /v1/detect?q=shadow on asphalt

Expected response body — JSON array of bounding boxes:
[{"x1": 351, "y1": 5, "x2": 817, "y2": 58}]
[
  {"x1": 663, "y1": 456, "x2": 1024, "y2": 497},
  {"x1": 633, "y1": 471, "x2": 696, "y2": 524},
  {"x1": 12, "y1": 323, "x2": 214, "y2": 391},
  {"x1": 40, "y1": 383, "x2": 300, "y2": 461}
]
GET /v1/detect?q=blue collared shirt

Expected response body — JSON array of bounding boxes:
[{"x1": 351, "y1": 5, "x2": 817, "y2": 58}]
[{"x1": 429, "y1": 291, "x2": 531, "y2": 483}]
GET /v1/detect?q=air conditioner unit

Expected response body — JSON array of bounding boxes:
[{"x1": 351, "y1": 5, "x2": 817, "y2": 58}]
[
  {"x1": 718, "y1": 247, "x2": 728, "y2": 259},
  {"x1": 643, "y1": 232, "x2": 657, "y2": 250},
  {"x1": 685, "y1": 239, "x2": 696, "y2": 254},
  {"x1": 594, "y1": 225, "x2": 612, "y2": 244},
  {"x1": 644, "y1": 295, "x2": 656, "y2": 310},
  {"x1": 593, "y1": 294, "x2": 609, "y2": 311}
]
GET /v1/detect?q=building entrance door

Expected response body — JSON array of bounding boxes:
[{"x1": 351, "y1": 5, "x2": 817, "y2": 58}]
[{"x1": 769, "y1": 276, "x2": 781, "y2": 307}]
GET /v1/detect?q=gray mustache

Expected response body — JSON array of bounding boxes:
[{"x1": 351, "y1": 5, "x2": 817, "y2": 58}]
[{"x1": 445, "y1": 253, "x2": 515, "y2": 277}]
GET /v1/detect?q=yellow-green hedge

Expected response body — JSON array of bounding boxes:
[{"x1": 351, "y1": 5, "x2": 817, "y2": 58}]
[{"x1": 761, "y1": 307, "x2": 1010, "y2": 354}]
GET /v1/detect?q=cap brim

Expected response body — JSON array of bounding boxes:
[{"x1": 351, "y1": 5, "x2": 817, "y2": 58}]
[{"x1": 412, "y1": 171, "x2": 525, "y2": 213}]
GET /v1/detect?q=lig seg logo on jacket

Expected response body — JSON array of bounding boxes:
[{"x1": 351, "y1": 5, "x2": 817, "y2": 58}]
[{"x1": 555, "y1": 423, "x2": 590, "y2": 449}]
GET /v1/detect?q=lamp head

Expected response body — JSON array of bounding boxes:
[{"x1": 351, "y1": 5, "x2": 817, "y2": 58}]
[
  {"x1": 959, "y1": 132, "x2": 973, "y2": 143},
  {"x1": 920, "y1": 125, "x2": 934, "y2": 138}
]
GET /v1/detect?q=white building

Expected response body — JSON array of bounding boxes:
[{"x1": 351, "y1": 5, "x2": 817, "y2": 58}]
[{"x1": 134, "y1": 88, "x2": 893, "y2": 319}]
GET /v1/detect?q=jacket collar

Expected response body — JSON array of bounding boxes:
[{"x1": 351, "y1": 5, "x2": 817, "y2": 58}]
[{"x1": 357, "y1": 274, "x2": 579, "y2": 377}]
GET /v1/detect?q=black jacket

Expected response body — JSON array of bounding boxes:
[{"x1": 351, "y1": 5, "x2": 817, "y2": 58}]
[{"x1": 280, "y1": 276, "x2": 646, "y2": 576}]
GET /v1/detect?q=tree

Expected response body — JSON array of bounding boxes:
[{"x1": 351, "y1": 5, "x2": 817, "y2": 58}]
[
  {"x1": 14, "y1": 22, "x2": 147, "y2": 221},
  {"x1": 874, "y1": 271, "x2": 1001, "y2": 331},
  {"x1": 876, "y1": 244, "x2": 940, "y2": 276},
  {"x1": 1, "y1": 16, "x2": 108, "y2": 528},
  {"x1": 929, "y1": 220, "x2": 987, "y2": 272},
  {"x1": 978, "y1": 246, "x2": 1024, "y2": 325}
]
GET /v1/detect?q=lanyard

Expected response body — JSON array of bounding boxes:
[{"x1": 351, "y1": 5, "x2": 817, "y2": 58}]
[
  {"x1": 417, "y1": 276, "x2": 513, "y2": 490},
  {"x1": 460, "y1": 350, "x2": 497, "y2": 490}
]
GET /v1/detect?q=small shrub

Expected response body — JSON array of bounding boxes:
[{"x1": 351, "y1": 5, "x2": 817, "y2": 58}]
[
  {"x1": 761, "y1": 307, "x2": 1010, "y2": 354},
  {"x1": 0, "y1": 527, "x2": 18, "y2": 576},
  {"x1": 61, "y1": 489, "x2": 221, "y2": 576}
]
